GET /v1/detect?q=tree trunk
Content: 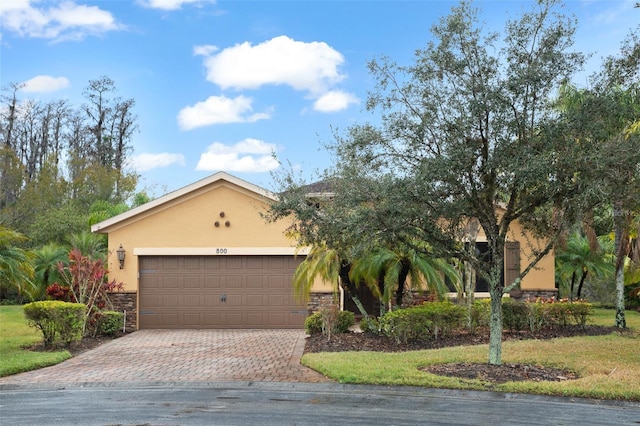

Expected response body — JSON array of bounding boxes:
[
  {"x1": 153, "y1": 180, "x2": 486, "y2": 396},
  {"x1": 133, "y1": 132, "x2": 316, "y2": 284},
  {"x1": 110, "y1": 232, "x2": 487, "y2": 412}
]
[
  {"x1": 613, "y1": 205, "x2": 627, "y2": 329},
  {"x1": 488, "y1": 283, "x2": 503, "y2": 365},
  {"x1": 339, "y1": 263, "x2": 369, "y2": 319},
  {"x1": 576, "y1": 271, "x2": 588, "y2": 300},
  {"x1": 395, "y1": 259, "x2": 410, "y2": 307},
  {"x1": 487, "y1": 236, "x2": 505, "y2": 366},
  {"x1": 615, "y1": 266, "x2": 626, "y2": 328},
  {"x1": 464, "y1": 259, "x2": 475, "y2": 328},
  {"x1": 377, "y1": 270, "x2": 386, "y2": 316},
  {"x1": 569, "y1": 270, "x2": 576, "y2": 302}
]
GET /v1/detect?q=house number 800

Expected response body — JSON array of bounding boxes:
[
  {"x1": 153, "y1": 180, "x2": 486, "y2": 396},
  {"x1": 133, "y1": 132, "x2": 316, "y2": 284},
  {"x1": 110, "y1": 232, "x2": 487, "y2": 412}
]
[{"x1": 216, "y1": 248, "x2": 228, "y2": 254}]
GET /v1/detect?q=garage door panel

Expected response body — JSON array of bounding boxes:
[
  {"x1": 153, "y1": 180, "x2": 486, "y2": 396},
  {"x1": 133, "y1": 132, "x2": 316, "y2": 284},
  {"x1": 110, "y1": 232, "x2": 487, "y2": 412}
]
[
  {"x1": 246, "y1": 275, "x2": 263, "y2": 289},
  {"x1": 183, "y1": 294, "x2": 201, "y2": 307},
  {"x1": 224, "y1": 293, "x2": 243, "y2": 306},
  {"x1": 161, "y1": 257, "x2": 179, "y2": 269},
  {"x1": 139, "y1": 255, "x2": 305, "y2": 329},
  {"x1": 268, "y1": 257, "x2": 284, "y2": 269},
  {"x1": 162, "y1": 294, "x2": 180, "y2": 306},
  {"x1": 226, "y1": 275, "x2": 243, "y2": 288},
  {"x1": 183, "y1": 313, "x2": 201, "y2": 326},
  {"x1": 184, "y1": 257, "x2": 201, "y2": 269},
  {"x1": 204, "y1": 275, "x2": 222, "y2": 289},
  {"x1": 246, "y1": 257, "x2": 264, "y2": 269},
  {"x1": 226, "y1": 257, "x2": 243, "y2": 269},
  {"x1": 160, "y1": 275, "x2": 180, "y2": 289},
  {"x1": 225, "y1": 312, "x2": 243, "y2": 326},
  {"x1": 183, "y1": 275, "x2": 201, "y2": 288},
  {"x1": 267, "y1": 294, "x2": 286, "y2": 307},
  {"x1": 246, "y1": 294, "x2": 263, "y2": 306},
  {"x1": 202, "y1": 294, "x2": 219, "y2": 307}
]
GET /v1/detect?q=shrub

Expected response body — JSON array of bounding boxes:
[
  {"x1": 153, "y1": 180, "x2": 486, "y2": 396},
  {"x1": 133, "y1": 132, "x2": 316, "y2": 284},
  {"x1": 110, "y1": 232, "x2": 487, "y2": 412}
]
[
  {"x1": 56, "y1": 249, "x2": 124, "y2": 335},
  {"x1": 469, "y1": 299, "x2": 491, "y2": 331},
  {"x1": 359, "y1": 316, "x2": 380, "y2": 333},
  {"x1": 502, "y1": 299, "x2": 529, "y2": 331},
  {"x1": 565, "y1": 301, "x2": 593, "y2": 328},
  {"x1": 380, "y1": 308, "x2": 432, "y2": 344},
  {"x1": 46, "y1": 283, "x2": 71, "y2": 302},
  {"x1": 24, "y1": 301, "x2": 85, "y2": 348},
  {"x1": 380, "y1": 302, "x2": 465, "y2": 344},
  {"x1": 527, "y1": 299, "x2": 594, "y2": 331},
  {"x1": 305, "y1": 308, "x2": 354, "y2": 336},
  {"x1": 95, "y1": 311, "x2": 124, "y2": 335}
]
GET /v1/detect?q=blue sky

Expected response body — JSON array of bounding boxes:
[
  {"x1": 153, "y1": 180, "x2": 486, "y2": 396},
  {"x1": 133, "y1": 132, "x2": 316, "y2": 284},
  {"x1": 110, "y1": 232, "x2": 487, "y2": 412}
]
[{"x1": 1, "y1": 0, "x2": 638, "y2": 196}]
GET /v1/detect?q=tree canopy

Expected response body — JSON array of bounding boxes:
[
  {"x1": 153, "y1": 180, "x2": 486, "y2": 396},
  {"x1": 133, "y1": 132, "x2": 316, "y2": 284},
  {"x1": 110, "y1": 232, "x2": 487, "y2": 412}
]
[{"x1": 268, "y1": 0, "x2": 639, "y2": 365}]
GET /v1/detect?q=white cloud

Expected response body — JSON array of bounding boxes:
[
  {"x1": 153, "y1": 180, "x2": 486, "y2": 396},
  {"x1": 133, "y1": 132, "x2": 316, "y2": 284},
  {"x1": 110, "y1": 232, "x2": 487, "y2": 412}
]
[
  {"x1": 138, "y1": 0, "x2": 214, "y2": 10},
  {"x1": 128, "y1": 153, "x2": 186, "y2": 172},
  {"x1": 177, "y1": 95, "x2": 271, "y2": 130},
  {"x1": 193, "y1": 44, "x2": 218, "y2": 56},
  {"x1": 20, "y1": 75, "x2": 70, "y2": 93},
  {"x1": 0, "y1": 0, "x2": 121, "y2": 40},
  {"x1": 313, "y1": 90, "x2": 359, "y2": 113},
  {"x1": 196, "y1": 138, "x2": 279, "y2": 173},
  {"x1": 197, "y1": 35, "x2": 346, "y2": 95}
]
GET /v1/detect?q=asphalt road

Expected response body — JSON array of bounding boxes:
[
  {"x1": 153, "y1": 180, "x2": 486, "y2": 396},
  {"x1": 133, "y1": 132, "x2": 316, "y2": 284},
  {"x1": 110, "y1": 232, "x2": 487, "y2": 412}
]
[{"x1": 1, "y1": 382, "x2": 638, "y2": 425}]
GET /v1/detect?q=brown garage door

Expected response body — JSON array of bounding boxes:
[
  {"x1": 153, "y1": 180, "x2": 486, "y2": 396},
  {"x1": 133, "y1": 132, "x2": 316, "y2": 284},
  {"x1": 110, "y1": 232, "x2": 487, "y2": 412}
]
[{"x1": 139, "y1": 255, "x2": 306, "y2": 329}]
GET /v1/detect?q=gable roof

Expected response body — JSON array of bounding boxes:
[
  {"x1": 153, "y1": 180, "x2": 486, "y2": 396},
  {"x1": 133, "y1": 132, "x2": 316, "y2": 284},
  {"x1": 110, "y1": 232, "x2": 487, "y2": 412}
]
[{"x1": 91, "y1": 171, "x2": 276, "y2": 234}]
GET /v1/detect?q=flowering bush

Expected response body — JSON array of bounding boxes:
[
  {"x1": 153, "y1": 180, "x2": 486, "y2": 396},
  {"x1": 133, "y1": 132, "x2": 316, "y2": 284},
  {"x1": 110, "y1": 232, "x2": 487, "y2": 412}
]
[{"x1": 55, "y1": 249, "x2": 124, "y2": 335}]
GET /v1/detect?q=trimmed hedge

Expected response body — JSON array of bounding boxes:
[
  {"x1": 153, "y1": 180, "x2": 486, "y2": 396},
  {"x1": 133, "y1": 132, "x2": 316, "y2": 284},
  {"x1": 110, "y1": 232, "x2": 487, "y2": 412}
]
[
  {"x1": 374, "y1": 299, "x2": 594, "y2": 344},
  {"x1": 95, "y1": 311, "x2": 124, "y2": 335},
  {"x1": 305, "y1": 309, "x2": 355, "y2": 335},
  {"x1": 24, "y1": 301, "x2": 85, "y2": 348},
  {"x1": 380, "y1": 302, "x2": 466, "y2": 344}
]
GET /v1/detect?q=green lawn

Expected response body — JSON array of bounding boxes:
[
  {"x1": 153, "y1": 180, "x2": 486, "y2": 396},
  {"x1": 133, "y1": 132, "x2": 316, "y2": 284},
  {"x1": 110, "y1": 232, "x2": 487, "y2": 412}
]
[
  {"x1": 302, "y1": 308, "x2": 640, "y2": 401},
  {"x1": 0, "y1": 305, "x2": 71, "y2": 377}
]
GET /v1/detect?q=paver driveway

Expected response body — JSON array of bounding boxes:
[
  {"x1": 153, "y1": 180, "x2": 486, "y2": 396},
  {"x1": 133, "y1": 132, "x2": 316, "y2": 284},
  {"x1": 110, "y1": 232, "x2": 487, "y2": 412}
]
[{"x1": 0, "y1": 330, "x2": 330, "y2": 386}]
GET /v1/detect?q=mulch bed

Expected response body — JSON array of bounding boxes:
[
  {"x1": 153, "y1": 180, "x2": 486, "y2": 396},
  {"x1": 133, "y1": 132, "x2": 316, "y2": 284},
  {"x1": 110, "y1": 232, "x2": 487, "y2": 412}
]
[
  {"x1": 304, "y1": 325, "x2": 621, "y2": 384},
  {"x1": 25, "y1": 332, "x2": 125, "y2": 356}
]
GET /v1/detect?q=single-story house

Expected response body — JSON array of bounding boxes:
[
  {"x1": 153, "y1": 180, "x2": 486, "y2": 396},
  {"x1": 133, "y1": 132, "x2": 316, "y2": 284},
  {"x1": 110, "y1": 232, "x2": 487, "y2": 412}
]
[{"x1": 92, "y1": 172, "x2": 556, "y2": 331}]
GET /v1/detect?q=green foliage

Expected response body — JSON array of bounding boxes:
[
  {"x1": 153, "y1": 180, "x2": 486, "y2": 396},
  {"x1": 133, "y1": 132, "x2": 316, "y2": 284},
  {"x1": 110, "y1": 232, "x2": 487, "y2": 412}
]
[
  {"x1": 23, "y1": 301, "x2": 84, "y2": 348},
  {"x1": 380, "y1": 302, "x2": 466, "y2": 343},
  {"x1": 380, "y1": 308, "x2": 433, "y2": 344},
  {"x1": 469, "y1": 299, "x2": 491, "y2": 331},
  {"x1": 522, "y1": 299, "x2": 594, "y2": 331},
  {"x1": 95, "y1": 311, "x2": 124, "y2": 335},
  {"x1": 28, "y1": 204, "x2": 88, "y2": 247},
  {"x1": 359, "y1": 316, "x2": 380, "y2": 333},
  {"x1": 555, "y1": 232, "x2": 614, "y2": 300},
  {"x1": 305, "y1": 308, "x2": 354, "y2": 336},
  {"x1": 502, "y1": 299, "x2": 530, "y2": 331},
  {"x1": 30, "y1": 243, "x2": 68, "y2": 301},
  {"x1": 66, "y1": 231, "x2": 106, "y2": 260},
  {"x1": 56, "y1": 248, "x2": 124, "y2": 335},
  {"x1": 0, "y1": 226, "x2": 35, "y2": 303}
]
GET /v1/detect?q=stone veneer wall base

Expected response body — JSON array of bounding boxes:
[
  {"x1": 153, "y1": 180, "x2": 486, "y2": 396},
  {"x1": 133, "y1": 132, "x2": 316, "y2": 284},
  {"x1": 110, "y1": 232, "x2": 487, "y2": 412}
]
[
  {"x1": 509, "y1": 288, "x2": 559, "y2": 302},
  {"x1": 108, "y1": 291, "x2": 137, "y2": 332},
  {"x1": 308, "y1": 293, "x2": 338, "y2": 314}
]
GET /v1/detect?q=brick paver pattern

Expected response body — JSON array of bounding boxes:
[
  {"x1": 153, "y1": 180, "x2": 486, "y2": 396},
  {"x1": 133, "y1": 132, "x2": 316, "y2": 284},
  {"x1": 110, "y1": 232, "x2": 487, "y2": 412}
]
[{"x1": 0, "y1": 330, "x2": 331, "y2": 385}]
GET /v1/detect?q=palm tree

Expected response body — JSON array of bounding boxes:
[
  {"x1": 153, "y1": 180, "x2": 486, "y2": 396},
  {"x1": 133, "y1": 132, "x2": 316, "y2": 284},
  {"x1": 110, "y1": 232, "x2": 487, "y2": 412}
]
[
  {"x1": 292, "y1": 244, "x2": 370, "y2": 317},
  {"x1": 0, "y1": 226, "x2": 35, "y2": 302},
  {"x1": 30, "y1": 243, "x2": 69, "y2": 301},
  {"x1": 555, "y1": 232, "x2": 613, "y2": 301},
  {"x1": 351, "y1": 247, "x2": 459, "y2": 313},
  {"x1": 66, "y1": 231, "x2": 106, "y2": 260}
]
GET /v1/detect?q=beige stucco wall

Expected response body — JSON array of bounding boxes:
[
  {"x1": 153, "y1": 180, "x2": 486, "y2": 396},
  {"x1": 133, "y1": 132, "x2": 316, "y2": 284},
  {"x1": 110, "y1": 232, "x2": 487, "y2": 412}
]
[
  {"x1": 97, "y1": 177, "x2": 554, "y2": 298},
  {"x1": 100, "y1": 181, "x2": 301, "y2": 292},
  {"x1": 474, "y1": 219, "x2": 555, "y2": 291}
]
